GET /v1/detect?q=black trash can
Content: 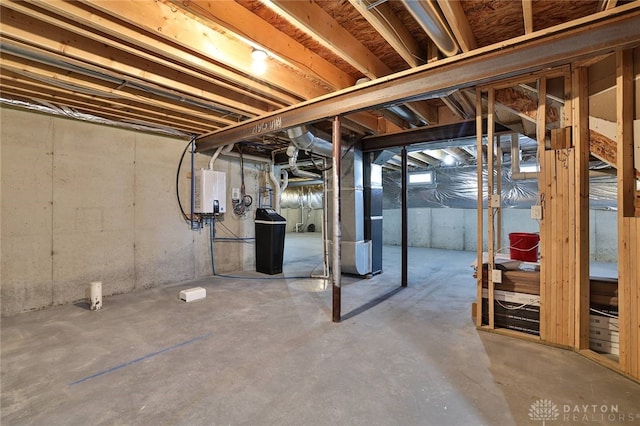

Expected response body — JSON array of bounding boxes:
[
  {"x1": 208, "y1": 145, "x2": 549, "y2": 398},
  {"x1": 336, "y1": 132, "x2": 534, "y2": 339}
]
[{"x1": 255, "y1": 208, "x2": 287, "y2": 274}]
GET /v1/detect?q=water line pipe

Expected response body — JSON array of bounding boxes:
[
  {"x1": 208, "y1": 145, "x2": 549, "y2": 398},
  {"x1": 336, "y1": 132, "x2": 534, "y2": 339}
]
[{"x1": 190, "y1": 136, "x2": 196, "y2": 230}]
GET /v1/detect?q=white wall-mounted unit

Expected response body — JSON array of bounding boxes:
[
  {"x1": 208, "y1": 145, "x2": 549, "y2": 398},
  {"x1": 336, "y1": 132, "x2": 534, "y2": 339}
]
[{"x1": 194, "y1": 169, "x2": 226, "y2": 214}]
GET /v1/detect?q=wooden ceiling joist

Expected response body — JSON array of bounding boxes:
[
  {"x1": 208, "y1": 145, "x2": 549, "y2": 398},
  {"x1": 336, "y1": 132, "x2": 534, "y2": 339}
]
[
  {"x1": 406, "y1": 152, "x2": 433, "y2": 168},
  {"x1": 410, "y1": 151, "x2": 441, "y2": 167},
  {"x1": 0, "y1": 54, "x2": 236, "y2": 128},
  {"x1": 522, "y1": 0, "x2": 534, "y2": 34},
  {"x1": 168, "y1": 0, "x2": 355, "y2": 90},
  {"x1": 12, "y1": 0, "x2": 300, "y2": 106},
  {"x1": 1, "y1": 75, "x2": 219, "y2": 133},
  {"x1": 590, "y1": 129, "x2": 640, "y2": 179},
  {"x1": 80, "y1": 0, "x2": 327, "y2": 100},
  {"x1": 264, "y1": 0, "x2": 393, "y2": 79},
  {"x1": 3, "y1": 88, "x2": 206, "y2": 134},
  {"x1": 0, "y1": 38, "x2": 250, "y2": 123},
  {"x1": 0, "y1": 4, "x2": 286, "y2": 115}
]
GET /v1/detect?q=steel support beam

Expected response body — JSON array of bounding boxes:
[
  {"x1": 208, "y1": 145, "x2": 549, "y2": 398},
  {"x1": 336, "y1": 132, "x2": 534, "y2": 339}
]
[
  {"x1": 361, "y1": 119, "x2": 509, "y2": 152},
  {"x1": 196, "y1": 5, "x2": 640, "y2": 152},
  {"x1": 401, "y1": 147, "x2": 408, "y2": 288},
  {"x1": 332, "y1": 116, "x2": 342, "y2": 323}
]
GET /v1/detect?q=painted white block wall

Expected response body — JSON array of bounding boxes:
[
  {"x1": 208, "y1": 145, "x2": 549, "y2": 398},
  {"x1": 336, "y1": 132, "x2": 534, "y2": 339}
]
[
  {"x1": 383, "y1": 207, "x2": 618, "y2": 262},
  {"x1": 1, "y1": 107, "x2": 256, "y2": 315}
]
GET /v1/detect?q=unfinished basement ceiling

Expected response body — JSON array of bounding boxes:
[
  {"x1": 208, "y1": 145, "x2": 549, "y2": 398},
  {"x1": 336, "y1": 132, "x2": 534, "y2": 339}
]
[{"x1": 0, "y1": 0, "x2": 630, "y2": 170}]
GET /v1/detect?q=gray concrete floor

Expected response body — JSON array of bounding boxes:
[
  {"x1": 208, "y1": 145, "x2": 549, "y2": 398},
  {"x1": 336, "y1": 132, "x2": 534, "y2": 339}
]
[{"x1": 2, "y1": 233, "x2": 639, "y2": 425}]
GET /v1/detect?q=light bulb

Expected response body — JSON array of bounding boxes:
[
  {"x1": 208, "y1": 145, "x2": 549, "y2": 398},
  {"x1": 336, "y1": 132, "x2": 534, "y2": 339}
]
[{"x1": 251, "y1": 49, "x2": 267, "y2": 61}]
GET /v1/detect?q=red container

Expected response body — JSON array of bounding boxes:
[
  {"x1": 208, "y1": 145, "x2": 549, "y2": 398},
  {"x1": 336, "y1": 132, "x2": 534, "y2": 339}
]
[{"x1": 508, "y1": 232, "x2": 540, "y2": 262}]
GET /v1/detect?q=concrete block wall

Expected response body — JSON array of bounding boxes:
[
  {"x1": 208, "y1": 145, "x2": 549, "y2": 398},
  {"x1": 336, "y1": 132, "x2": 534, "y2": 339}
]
[
  {"x1": 383, "y1": 207, "x2": 618, "y2": 262},
  {"x1": 1, "y1": 107, "x2": 256, "y2": 316}
]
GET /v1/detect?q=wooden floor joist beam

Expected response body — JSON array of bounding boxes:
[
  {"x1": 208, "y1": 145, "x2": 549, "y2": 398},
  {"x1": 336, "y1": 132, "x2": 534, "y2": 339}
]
[{"x1": 196, "y1": 5, "x2": 640, "y2": 152}]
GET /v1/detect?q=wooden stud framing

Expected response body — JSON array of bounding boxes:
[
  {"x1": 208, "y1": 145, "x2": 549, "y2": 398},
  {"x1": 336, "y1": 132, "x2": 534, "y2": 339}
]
[
  {"x1": 572, "y1": 66, "x2": 590, "y2": 350},
  {"x1": 617, "y1": 50, "x2": 636, "y2": 218},
  {"x1": 496, "y1": 140, "x2": 503, "y2": 249},
  {"x1": 487, "y1": 88, "x2": 496, "y2": 329},
  {"x1": 617, "y1": 49, "x2": 640, "y2": 379},
  {"x1": 476, "y1": 88, "x2": 484, "y2": 328},
  {"x1": 472, "y1": 54, "x2": 639, "y2": 382}
]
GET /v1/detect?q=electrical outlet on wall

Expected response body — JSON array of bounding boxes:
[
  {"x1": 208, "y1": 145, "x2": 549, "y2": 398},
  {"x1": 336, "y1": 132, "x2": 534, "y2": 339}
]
[
  {"x1": 232, "y1": 187, "x2": 241, "y2": 200},
  {"x1": 492, "y1": 269, "x2": 502, "y2": 284},
  {"x1": 531, "y1": 205, "x2": 543, "y2": 220}
]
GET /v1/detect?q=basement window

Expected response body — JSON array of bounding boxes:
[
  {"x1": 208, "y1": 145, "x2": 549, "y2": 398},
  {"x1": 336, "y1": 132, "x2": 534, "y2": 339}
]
[
  {"x1": 409, "y1": 171, "x2": 434, "y2": 185},
  {"x1": 519, "y1": 163, "x2": 540, "y2": 173}
]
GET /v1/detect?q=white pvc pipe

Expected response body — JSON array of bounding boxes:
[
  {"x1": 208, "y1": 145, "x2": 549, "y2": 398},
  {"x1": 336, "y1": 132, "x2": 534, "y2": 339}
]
[
  {"x1": 280, "y1": 169, "x2": 289, "y2": 193},
  {"x1": 88, "y1": 281, "x2": 102, "y2": 310},
  {"x1": 269, "y1": 166, "x2": 281, "y2": 212},
  {"x1": 208, "y1": 143, "x2": 234, "y2": 169}
]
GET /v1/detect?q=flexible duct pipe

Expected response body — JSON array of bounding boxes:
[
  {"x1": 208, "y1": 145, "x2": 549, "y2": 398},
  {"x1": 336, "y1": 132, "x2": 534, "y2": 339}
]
[
  {"x1": 287, "y1": 144, "x2": 321, "y2": 178},
  {"x1": 404, "y1": 0, "x2": 459, "y2": 56}
]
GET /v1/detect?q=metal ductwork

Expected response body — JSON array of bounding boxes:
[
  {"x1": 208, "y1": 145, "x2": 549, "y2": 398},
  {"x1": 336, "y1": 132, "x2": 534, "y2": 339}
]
[
  {"x1": 286, "y1": 124, "x2": 371, "y2": 276},
  {"x1": 286, "y1": 126, "x2": 334, "y2": 158},
  {"x1": 326, "y1": 145, "x2": 371, "y2": 276},
  {"x1": 404, "y1": 0, "x2": 459, "y2": 57},
  {"x1": 286, "y1": 144, "x2": 321, "y2": 179},
  {"x1": 355, "y1": 78, "x2": 424, "y2": 127},
  {"x1": 387, "y1": 104, "x2": 425, "y2": 128}
]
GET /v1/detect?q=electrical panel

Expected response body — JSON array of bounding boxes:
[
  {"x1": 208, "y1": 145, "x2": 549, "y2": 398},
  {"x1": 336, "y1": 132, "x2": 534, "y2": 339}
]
[{"x1": 194, "y1": 169, "x2": 226, "y2": 214}]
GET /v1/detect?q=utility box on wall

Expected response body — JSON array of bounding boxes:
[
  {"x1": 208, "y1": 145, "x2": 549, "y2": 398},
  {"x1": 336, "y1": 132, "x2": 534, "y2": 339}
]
[{"x1": 194, "y1": 169, "x2": 226, "y2": 214}]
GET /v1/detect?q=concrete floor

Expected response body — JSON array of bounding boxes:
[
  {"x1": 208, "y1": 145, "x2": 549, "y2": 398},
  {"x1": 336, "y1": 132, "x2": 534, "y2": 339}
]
[{"x1": 1, "y1": 233, "x2": 639, "y2": 425}]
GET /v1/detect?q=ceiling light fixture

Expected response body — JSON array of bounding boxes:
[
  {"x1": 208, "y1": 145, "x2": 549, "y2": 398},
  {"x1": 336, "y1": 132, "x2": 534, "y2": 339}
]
[
  {"x1": 443, "y1": 155, "x2": 456, "y2": 166},
  {"x1": 251, "y1": 48, "x2": 268, "y2": 75},
  {"x1": 251, "y1": 48, "x2": 267, "y2": 61}
]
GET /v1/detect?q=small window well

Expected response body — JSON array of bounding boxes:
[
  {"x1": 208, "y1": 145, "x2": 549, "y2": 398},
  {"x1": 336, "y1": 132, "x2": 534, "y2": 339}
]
[
  {"x1": 519, "y1": 163, "x2": 540, "y2": 173},
  {"x1": 409, "y1": 170, "x2": 434, "y2": 185}
]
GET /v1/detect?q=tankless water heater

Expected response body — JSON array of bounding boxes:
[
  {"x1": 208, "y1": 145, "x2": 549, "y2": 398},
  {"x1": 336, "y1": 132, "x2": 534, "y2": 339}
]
[{"x1": 194, "y1": 169, "x2": 226, "y2": 214}]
